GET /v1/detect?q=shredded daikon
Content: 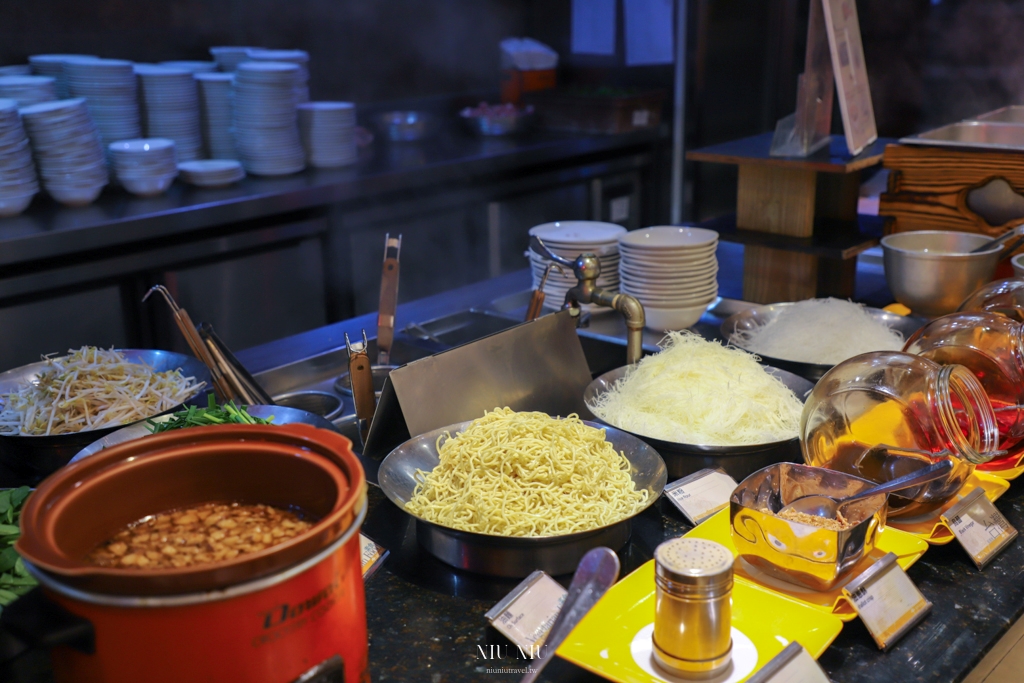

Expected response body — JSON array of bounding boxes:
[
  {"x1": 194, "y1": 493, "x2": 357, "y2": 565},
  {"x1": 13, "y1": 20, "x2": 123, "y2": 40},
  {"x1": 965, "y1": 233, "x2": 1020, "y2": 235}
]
[
  {"x1": 588, "y1": 332, "x2": 803, "y2": 446},
  {"x1": 0, "y1": 347, "x2": 204, "y2": 436},
  {"x1": 731, "y1": 298, "x2": 904, "y2": 365}
]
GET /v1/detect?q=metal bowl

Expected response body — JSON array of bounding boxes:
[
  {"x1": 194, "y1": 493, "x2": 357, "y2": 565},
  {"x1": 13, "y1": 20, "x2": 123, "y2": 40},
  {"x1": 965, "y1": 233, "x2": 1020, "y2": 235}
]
[
  {"x1": 730, "y1": 463, "x2": 886, "y2": 591},
  {"x1": 375, "y1": 111, "x2": 434, "y2": 142},
  {"x1": 881, "y1": 231, "x2": 1002, "y2": 317},
  {"x1": 69, "y1": 404, "x2": 339, "y2": 464},
  {"x1": 720, "y1": 302, "x2": 925, "y2": 382},
  {"x1": 0, "y1": 350, "x2": 209, "y2": 483},
  {"x1": 584, "y1": 365, "x2": 814, "y2": 481},
  {"x1": 378, "y1": 418, "x2": 667, "y2": 577}
]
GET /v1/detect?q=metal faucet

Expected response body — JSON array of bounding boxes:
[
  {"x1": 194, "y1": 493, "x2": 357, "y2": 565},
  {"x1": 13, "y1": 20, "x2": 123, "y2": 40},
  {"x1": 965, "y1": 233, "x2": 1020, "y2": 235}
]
[{"x1": 529, "y1": 236, "x2": 645, "y2": 365}]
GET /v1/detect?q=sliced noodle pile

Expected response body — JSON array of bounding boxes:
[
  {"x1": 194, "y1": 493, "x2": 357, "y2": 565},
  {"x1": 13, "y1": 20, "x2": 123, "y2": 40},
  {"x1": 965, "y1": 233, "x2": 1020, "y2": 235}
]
[
  {"x1": 588, "y1": 331, "x2": 803, "y2": 446},
  {"x1": 732, "y1": 298, "x2": 904, "y2": 365},
  {"x1": 0, "y1": 347, "x2": 204, "y2": 436},
  {"x1": 405, "y1": 408, "x2": 648, "y2": 537}
]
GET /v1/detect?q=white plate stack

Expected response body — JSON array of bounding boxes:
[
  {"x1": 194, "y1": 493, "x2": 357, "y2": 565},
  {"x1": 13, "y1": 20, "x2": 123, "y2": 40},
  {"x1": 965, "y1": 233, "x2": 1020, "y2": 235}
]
[
  {"x1": 64, "y1": 58, "x2": 142, "y2": 147},
  {"x1": 177, "y1": 159, "x2": 245, "y2": 187},
  {"x1": 108, "y1": 138, "x2": 178, "y2": 197},
  {"x1": 195, "y1": 72, "x2": 236, "y2": 159},
  {"x1": 135, "y1": 65, "x2": 204, "y2": 162},
  {"x1": 0, "y1": 99, "x2": 40, "y2": 217},
  {"x1": 231, "y1": 62, "x2": 305, "y2": 176},
  {"x1": 244, "y1": 49, "x2": 310, "y2": 103},
  {"x1": 527, "y1": 221, "x2": 626, "y2": 311},
  {"x1": 298, "y1": 102, "x2": 357, "y2": 167},
  {"x1": 209, "y1": 46, "x2": 258, "y2": 72},
  {"x1": 0, "y1": 66, "x2": 33, "y2": 77},
  {"x1": 159, "y1": 61, "x2": 219, "y2": 73},
  {"x1": 20, "y1": 98, "x2": 108, "y2": 206},
  {"x1": 29, "y1": 54, "x2": 96, "y2": 98},
  {"x1": 618, "y1": 226, "x2": 720, "y2": 331},
  {"x1": 0, "y1": 76, "x2": 57, "y2": 107}
]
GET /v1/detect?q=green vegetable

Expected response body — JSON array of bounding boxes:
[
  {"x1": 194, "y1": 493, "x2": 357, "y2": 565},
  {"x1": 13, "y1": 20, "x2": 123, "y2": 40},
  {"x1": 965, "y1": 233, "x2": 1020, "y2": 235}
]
[
  {"x1": 0, "y1": 486, "x2": 36, "y2": 615},
  {"x1": 147, "y1": 394, "x2": 274, "y2": 433}
]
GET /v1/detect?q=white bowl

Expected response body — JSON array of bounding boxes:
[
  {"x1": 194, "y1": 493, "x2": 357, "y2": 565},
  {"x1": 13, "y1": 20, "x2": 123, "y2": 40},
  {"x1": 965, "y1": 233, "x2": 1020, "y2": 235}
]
[
  {"x1": 619, "y1": 226, "x2": 719, "y2": 250},
  {"x1": 529, "y1": 220, "x2": 626, "y2": 244},
  {"x1": 47, "y1": 183, "x2": 104, "y2": 206},
  {"x1": 0, "y1": 191, "x2": 35, "y2": 217},
  {"x1": 643, "y1": 301, "x2": 715, "y2": 331},
  {"x1": 625, "y1": 287, "x2": 719, "y2": 306},
  {"x1": 120, "y1": 173, "x2": 176, "y2": 197}
]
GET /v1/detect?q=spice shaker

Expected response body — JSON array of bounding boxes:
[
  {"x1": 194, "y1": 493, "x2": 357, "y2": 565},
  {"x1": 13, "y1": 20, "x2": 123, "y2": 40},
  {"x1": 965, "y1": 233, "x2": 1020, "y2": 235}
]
[{"x1": 652, "y1": 537, "x2": 734, "y2": 679}]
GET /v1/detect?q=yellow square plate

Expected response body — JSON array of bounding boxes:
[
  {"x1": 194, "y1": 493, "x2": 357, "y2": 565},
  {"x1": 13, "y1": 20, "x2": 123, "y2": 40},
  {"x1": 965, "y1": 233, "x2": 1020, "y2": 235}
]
[
  {"x1": 684, "y1": 509, "x2": 928, "y2": 621},
  {"x1": 557, "y1": 561, "x2": 843, "y2": 683},
  {"x1": 977, "y1": 451, "x2": 1024, "y2": 481},
  {"x1": 888, "y1": 471, "x2": 1010, "y2": 544}
]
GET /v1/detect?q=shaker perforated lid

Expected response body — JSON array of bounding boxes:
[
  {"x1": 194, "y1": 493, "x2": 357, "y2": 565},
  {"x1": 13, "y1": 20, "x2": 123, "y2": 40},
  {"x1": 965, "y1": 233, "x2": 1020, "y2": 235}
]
[{"x1": 655, "y1": 537, "x2": 734, "y2": 591}]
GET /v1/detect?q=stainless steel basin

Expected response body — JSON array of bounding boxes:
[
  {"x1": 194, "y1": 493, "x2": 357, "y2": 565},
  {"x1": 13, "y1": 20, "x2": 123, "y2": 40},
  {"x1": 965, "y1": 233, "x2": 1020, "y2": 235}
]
[
  {"x1": 402, "y1": 310, "x2": 520, "y2": 348},
  {"x1": 972, "y1": 106, "x2": 1024, "y2": 124},
  {"x1": 900, "y1": 121, "x2": 1024, "y2": 151}
]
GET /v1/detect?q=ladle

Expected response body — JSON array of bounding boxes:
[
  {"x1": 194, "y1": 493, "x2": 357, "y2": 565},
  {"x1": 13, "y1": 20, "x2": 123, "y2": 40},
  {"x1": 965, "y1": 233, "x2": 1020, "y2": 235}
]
[{"x1": 779, "y1": 458, "x2": 953, "y2": 521}]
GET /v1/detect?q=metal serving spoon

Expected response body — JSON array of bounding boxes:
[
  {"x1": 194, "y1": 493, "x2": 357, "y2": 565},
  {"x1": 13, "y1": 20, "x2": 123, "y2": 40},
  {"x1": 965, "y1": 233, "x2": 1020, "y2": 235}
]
[
  {"x1": 779, "y1": 458, "x2": 954, "y2": 521},
  {"x1": 970, "y1": 223, "x2": 1024, "y2": 253}
]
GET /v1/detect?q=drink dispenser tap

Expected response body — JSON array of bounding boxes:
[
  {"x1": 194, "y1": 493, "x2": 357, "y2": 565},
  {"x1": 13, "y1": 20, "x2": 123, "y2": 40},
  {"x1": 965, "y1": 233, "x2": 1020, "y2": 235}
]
[{"x1": 529, "y1": 235, "x2": 645, "y2": 365}]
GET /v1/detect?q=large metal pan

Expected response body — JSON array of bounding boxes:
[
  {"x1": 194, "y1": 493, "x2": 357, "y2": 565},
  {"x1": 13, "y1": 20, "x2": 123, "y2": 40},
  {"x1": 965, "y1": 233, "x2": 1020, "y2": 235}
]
[
  {"x1": 0, "y1": 350, "x2": 209, "y2": 483},
  {"x1": 69, "y1": 404, "x2": 339, "y2": 463},
  {"x1": 719, "y1": 302, "x2": 925, "y2": 382},
  {"x1": 584, "y1": 365, "x2": 814, "y2": 482},
  {"x1": 377, "y1": 419, "x2": 667, "y2": 578}
]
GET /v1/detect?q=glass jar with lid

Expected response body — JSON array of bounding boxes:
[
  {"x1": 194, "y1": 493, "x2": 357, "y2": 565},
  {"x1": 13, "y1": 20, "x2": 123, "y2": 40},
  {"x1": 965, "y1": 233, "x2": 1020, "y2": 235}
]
[
  {"x1": 801, "y1": 351, "x2": 999, "y2": 517},
  {"x1": 904, "y1": 311, "x2": 1024, "y2": 462},
  {"x1": 958, "y1": 278, "x2": 1024, "y2": 322}
]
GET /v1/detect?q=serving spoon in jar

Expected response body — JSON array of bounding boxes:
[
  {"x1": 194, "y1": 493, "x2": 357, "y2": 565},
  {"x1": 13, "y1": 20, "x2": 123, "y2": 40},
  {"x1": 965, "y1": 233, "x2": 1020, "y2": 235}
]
[{"x1": 780, "y1": 458, "x2": 954, "y2": 521}]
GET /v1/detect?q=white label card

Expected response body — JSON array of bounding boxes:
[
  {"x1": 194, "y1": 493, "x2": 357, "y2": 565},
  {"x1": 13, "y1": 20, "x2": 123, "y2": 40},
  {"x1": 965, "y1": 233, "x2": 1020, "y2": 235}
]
[
  {"x1": 486, "y1": 571, "x2": 568, "y2": 651},
  {"x1": 941, "y1": 487, "x2": 1018, "y2": 570},
  {"x1": 843, "y1": 553, "x2": 931, "y2": 651},
  {"x1": 746, "y1": 641, "x2": 832, "y2": 683},
  {"x1": 665, "y1": 469, "x2": 739, "y2": 525}
]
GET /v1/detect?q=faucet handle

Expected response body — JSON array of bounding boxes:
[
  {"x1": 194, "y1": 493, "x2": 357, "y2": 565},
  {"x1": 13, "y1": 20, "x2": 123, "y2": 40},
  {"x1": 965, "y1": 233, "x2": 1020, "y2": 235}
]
[{"x1": 529, "y1": 236, "x2": 575, "y2": 269}]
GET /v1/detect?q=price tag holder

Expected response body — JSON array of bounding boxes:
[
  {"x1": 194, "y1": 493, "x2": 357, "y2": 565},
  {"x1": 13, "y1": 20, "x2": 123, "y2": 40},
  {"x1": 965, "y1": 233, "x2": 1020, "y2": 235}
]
[
  {"x1": 940, "y1": 486, "x2": 1018, "y2": 570},
  {"x1": 484, "y1": 570, "x2": 567, "y2": 651},
  {"x1": 841, "y1": 552, "x2": 931, "y2": 651},
  {"x1": 664, "y1": 469, "x2": 739, "y2": 525},
  {"x1": 746, "y1": 641, "x2": 832, "y2": 683},
  {"x1": 359, "y1": 533, "x2": 389, "y2": 580}
]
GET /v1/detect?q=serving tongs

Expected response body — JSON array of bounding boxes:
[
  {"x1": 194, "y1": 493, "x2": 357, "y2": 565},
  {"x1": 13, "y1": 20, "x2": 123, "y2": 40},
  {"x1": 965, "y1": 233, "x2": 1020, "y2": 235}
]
[
  {"x1": 377, "y1": 233, "x2": 402, "y2": 366},
  {"x1": 346, "y1": 330, "x2": 377, "y2": 444},
  {"x1": 524, "y1": 262, "x2": 566, "y2": 322}
]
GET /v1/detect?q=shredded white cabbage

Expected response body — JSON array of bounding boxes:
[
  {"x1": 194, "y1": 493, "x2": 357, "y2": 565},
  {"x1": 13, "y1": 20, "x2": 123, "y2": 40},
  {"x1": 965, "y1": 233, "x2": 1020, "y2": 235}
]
[
  {"x1": 0, "y1": 347, "x2": 204, "y2": 436},
  {"x1": 588, "y1": 332, "x2": 803, "y2": 446},
  {"x1": 732, "y1": 298, "x2": 904, "y2": 365}
]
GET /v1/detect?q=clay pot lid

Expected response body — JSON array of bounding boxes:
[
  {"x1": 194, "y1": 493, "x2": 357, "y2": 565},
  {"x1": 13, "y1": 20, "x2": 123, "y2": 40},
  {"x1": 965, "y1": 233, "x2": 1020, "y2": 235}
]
[{"x1": 17, "y1": 423, "x2": 366, "y2": 596}]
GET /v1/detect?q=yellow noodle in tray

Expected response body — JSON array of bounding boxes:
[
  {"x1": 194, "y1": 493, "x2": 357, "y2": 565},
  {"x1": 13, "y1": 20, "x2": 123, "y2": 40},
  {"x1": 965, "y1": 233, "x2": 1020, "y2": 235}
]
[{"x1": 405, "y1": 407, "x2": 649, "y2": 537}]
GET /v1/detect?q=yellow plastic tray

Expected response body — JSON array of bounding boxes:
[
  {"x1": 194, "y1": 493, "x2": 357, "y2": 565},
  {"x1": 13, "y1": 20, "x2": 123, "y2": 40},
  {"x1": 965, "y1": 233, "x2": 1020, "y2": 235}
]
[
  {"x1": 888, "y1": 471, "x2": 1010, "y2": 544},
  {"x1": 558, "y1": 560, "x2": 843, "y2": 683},
  {"x1": 978, "y1": 451, "x2": 1024, "y2": 481},
  {"x1": 683, "y1": 509, "x2": 928, "y2": 621}
]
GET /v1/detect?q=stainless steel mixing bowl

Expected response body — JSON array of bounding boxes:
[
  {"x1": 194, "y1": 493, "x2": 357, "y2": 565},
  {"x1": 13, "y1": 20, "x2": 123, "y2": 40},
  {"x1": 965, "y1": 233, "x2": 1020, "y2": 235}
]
[{"x1": 881, "y1": 231, "x2": 1002, "y2": 317}]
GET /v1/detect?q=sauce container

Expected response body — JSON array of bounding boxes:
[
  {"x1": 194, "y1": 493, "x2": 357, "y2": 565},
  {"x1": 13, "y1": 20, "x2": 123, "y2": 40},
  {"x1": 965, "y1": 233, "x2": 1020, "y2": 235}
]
[{"x1": 7, "y1": 424, "x2": 368, "y2": 683}]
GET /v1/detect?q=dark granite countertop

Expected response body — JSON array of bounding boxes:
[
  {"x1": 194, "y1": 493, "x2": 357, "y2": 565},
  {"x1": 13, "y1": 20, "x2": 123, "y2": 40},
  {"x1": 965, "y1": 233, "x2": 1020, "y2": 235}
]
[{"x1": 0, "y1": 125, "x2": 665, "y2": 269}]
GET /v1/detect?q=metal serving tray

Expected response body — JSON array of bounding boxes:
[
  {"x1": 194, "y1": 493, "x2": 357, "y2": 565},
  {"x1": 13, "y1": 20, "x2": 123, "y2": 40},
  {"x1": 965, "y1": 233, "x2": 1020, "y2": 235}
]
[
  {"x1": 972, "y1": 106, "x2": 1024, "y2": 125},
  {"x1": 900, "y1": 121, "x2": 1024, "y2": 152}
]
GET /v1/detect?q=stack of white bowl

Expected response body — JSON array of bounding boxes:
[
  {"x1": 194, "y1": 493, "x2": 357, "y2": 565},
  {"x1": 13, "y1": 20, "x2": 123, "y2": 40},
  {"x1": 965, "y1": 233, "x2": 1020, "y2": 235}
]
[
  {"x1": 0, "y1": 76, "x2": 57, "y2": 107},
  {"x1": 177, "y1": 159, "x2": 245, "y2": 187},
  {"x1": 64, "y1": 58, "x2": 142, "y2": 147},
  {"x1": 244, "y1": 49, "x2": 310, "y2": 102},
  {"x1": 29, "y1": 54, "x2": 96, "y2": 98},
  {"x1": 159, "y1": 61, "x2": 219, "y2": 73},
  {"x1": 0, "y1": 99, "x2": 40, "y2": 217},
  {"x1": 20, "y1": 98, "x2": 108, "y2": 206},
  {"x1": 297, "y1": 102, "x2": 357, "y2": 167},
  {"x1": 209, "y1": 46, "x2": 258, "y2": 72},
  {"x1": 618, "y1": 226, "x2": 720, "y2": 331},
  {"x1": 231, "y1": 62, "x2": 305, "y2": 176},
  {"x1": 527, "y1": 221, "x2": 625, "y2": 311},
  {"x1": 108, "y1": 138, "x2": 178, "y2": 197},
  {"x1": 0, "y1": 65, "x2": 32, "y2": 76},
  {"x1": 134, "y1": 65, "x2": 204, "y2": 162},
  {"x1": 195, "y1": 72, "x2": 236, "y2": 159}
]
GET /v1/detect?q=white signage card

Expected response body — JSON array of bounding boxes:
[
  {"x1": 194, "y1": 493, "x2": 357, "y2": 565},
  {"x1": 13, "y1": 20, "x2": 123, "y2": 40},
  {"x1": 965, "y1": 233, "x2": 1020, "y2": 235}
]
[
  {"x1": 359, "y1": 533, "x2": 389, "y2": 580},
  {"x1": 485, "y1": 570, "x2": 568, "y2": 651},
  {"x1": 571, "y1": 0, "x2": 617, "y2": 56},
  {"x1": 941, "y1": 487, "x2": 1018, "y2": 570},
  {"x1": 623, "y1": 0, "x2": 674, "y2": 66},
  {"x1": 665, "y1": 469, "x2": 739, "y2": 525},
  {"x1": 842, "y1": 553, "x2": 931, "y2": 651},
  {"x1": 746, "y1": 641, "x2": 832, "y2": 683}
]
